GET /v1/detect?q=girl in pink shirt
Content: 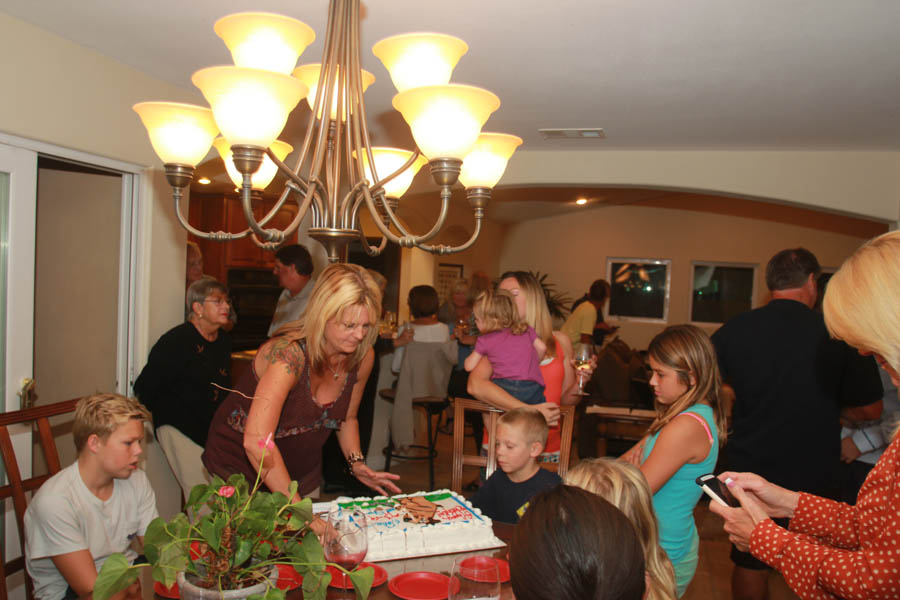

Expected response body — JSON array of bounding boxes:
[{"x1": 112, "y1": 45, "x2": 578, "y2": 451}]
[{"x1": 465, "y1": 289, "x2": 547, "y2": 405}]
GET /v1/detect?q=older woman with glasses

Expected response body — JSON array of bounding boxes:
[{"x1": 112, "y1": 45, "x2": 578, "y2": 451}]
[
  {"x1": 134, "y1": 277, "x2": 233, "y2": 497},
  {"x1": 203, "y1": 264, "x2": 401, "y2": 534}
]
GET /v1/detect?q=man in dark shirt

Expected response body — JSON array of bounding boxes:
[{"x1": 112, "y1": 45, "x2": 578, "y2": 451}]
[
  {"x1": 471, "y1": 408, "x2": 561, "y2": 524},
  {"x1": 711, "y1": 247, "x2": 882, "y2": 600}
]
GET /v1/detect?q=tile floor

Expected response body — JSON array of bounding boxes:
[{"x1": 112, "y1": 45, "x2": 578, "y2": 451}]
[{"x1": 320, "y1": 420, "x2": 800, "y2": 600}]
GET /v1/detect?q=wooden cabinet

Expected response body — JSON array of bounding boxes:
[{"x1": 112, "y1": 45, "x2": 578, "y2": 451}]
[{"x1": 188, "y1": 192, "x2": 298, "y2": 281}]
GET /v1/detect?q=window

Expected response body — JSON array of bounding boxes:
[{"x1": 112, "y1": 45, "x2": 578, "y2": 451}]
[
  {"x1": 607, "y1": 258, "x2": 671, "y2": 322},
  {"x1": 690, "y1": 262, "x2": 756, "y2": 324}
]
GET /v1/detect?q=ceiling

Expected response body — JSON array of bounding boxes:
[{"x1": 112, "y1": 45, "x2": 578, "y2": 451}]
[{"x1": 6, "y1": 0, "x2": 900, "y2": 222}]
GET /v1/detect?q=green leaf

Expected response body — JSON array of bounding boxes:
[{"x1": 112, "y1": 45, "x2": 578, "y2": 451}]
[
  {"x1": 301, "y1": 567, "x2": 330, "y2": 600},
  {"x1": 93, "y1": 554, "x2": 139, "y2": 600},
  {"x1": 287, "y1": 480, "x2": 298, "y2": 501},
  {"x1": 253, "y1": 541, "x2": 273, "y2": 560},
  {"x1": 262, "y1": 587, "x2": 286, "y2": 600},
  {"x1": 233, "y1": 536, "x2": 254, "y2": 568},
  {"x1": 199, "y1": 513, "x2": 225, "y2": 552},
  {"x1": 350, "y1": 565, "x2": 374, "y2": 600},
  {"x1": 151, "y1": 564, "x2": 179, "y2": 589},
  {"x1": 299, "y1": 530, "x2": 325, "y2": 564}
]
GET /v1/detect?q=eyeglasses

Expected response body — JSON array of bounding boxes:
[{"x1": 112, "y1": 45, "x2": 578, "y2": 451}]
[{"x1": 205, "y1": 296, "x2": 231, "y2": 306}]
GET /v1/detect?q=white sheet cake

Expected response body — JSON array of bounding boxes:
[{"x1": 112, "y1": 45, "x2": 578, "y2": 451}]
[{"x1": 332, "y1": 489, "x2": 504, "y2": 561}]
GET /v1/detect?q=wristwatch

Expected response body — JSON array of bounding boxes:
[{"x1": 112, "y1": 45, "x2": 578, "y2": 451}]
[{"x1": 346, "y1": 451, "x2": 365, "y2": 472}]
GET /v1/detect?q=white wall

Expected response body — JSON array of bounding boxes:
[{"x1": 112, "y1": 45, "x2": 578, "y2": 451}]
[
  {"x1": 503, "y1": 150, "x2": 900, "y2": 223},
  {"x1": 499, "y1": 202, "x2": 876, "y2": 349}
]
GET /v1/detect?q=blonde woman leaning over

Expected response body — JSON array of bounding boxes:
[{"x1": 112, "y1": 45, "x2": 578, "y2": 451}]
[
  {"x1": 567, "y1": 458, "x2": 677, "y2": 600},
  {"x1": 711, "y1": 230, "x2": 900, "y2": 600}
]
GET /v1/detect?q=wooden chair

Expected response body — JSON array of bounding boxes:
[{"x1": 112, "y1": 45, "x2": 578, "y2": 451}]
[
  {"x1": 450, "y1": 399, "x2": 575, "y2": 493},
  {"x1": 0, "y1": 398, "x2": 80, "y2": 600}
]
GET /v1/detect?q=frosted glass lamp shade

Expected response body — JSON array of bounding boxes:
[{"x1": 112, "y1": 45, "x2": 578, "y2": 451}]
[
  {"x1": 192, "y1": 66, "x2": 307, "y2": 149},
  {"x1": 459, "y1": 132, "x2": 523, "y2": 189},
  {"x1": 132, "y1": 102, "x2": 219, "y2": 166},
  {"x1": 354, "y1": 147, "x2": 427, "y2": 198},
  {"x1": 214, "y1": 12, "x2": 315, "y2": 74},
  {"x1": 392, "y1": 84, "x2": 500, "y2": 160},
  {"x1": 372, "y1": 33, "x2": 468, "y2": 93},
  {"x1": 214, "y1": 137, "x2": 293, "y2": 190},
  {"x1": 292, "y1": 64, "x2": 375, "y2": 121}
]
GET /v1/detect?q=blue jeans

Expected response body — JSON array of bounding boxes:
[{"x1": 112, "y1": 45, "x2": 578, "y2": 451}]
[{"x1": 493, "y1": 378, "x2": 545, "y2": 405}]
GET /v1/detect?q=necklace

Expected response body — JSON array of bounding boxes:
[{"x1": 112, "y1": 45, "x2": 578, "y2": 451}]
[{"x1": 326, "y1": 359, "x2": 343, "y2": 380}]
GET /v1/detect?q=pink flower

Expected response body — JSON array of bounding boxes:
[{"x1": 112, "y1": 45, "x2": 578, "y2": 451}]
[
  {"x1": 257, "y1": 432, "x2": 275, "y2": 450},
  {"x1": 218, "y1": 485, "x2": 235, "y2": 498}
]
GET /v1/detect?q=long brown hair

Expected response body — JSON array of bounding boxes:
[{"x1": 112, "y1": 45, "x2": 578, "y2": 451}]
[
  {"x1": 499, "y1": 271, "x2": 557, "y2": 359},
  {"x1": 646, "y1": 324, "x2": 727, "y2": 444}
]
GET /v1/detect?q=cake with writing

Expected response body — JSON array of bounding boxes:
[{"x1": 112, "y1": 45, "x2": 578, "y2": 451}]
[{"x1": 332, "y1": 489, "x2": 503, "y2": 561}]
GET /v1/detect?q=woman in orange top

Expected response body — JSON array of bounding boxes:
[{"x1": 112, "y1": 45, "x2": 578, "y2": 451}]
[{"x1": 468, "y1": 271, "x2": 586, "y2": 460}]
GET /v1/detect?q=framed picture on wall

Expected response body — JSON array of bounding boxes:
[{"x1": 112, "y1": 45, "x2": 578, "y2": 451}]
[
  {"x1": 435, "y1": 263, "x2": 464, "y2": 304},
  {"x1": 689, "y1": 261, "x2": 757, "y2": 324},
  {"x1": 606, "y1": 258, "x2": 671, "y2": 322}
]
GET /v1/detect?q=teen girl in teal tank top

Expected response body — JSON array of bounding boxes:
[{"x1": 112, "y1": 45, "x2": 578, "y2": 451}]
[{"x1": 622, "y1": 325, "x2": 728, "y2": 597}]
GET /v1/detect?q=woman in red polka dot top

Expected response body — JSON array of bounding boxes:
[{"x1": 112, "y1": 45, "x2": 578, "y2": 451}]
[{"x1": 711, "y1": 230, "x2": 900, "y2": 600}]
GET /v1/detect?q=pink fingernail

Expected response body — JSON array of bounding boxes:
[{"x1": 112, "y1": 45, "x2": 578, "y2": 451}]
[{"x1": 725, "y1": 477, "x2": 735, "y2": 487}]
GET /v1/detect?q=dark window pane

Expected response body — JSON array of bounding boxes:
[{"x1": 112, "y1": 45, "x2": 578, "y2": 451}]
[
  {"x1": 691, "y1": 265, "x2": 755, "y2": 323},
  {"x1": 609, "y1": 261, "x2": 669, "y2": 320}
]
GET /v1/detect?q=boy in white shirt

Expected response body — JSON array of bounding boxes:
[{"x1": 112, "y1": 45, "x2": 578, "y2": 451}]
[{"x1": 25, "y1": 394, "x2": 157, "y2": 600}]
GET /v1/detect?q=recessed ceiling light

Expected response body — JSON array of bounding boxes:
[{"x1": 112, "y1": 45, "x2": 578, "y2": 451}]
[
  {"x1": 575, "y1": 198, "x2": 588, "y2": 205},
  {"x1": 197, "y1": 177, "x2": 211, "y2": 185}
]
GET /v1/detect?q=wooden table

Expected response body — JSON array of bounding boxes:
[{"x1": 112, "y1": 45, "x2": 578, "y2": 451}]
[
  {"x1": 150, "y1": 522, "x2": 514, "y2": 600},
  {"x1": 584, "y1": 404, "x2": 656, "y2": 456}
]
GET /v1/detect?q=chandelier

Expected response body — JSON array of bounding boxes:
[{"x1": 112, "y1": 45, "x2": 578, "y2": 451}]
[{"x1": 133, "y1": 1, "x2": 522, "y2": 263}]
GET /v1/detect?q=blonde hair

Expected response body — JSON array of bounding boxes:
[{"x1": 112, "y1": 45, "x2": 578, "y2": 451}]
[
  {"x1": 73, "y1": 393, "x2": 150, "y2": 453},
  {"x1": 474, "y1": 289, "x2": 527, "y2": 335},
  {"x1": 499, "y1": 272, "x2": 557, "y2": 359},
  {"x1": 646, "y1": 324, "x2": 728, "y2": 444},
  {"x1": 499, "y1": 407, "x2": 549, "y2": 447},
  {"x1": 566, "y1": 459, "x2": 677, "y2": 600},
  {"x1": 824, "y1": 231, "x2": 900, "y2": 440},
  {"x1": 279, "y1": 263, "x2": 381, "y2": 375}
]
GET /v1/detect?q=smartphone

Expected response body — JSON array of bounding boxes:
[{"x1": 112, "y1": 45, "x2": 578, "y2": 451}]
[{"x1": 695, "y1": 473, "x2": 740, "y2": 508}]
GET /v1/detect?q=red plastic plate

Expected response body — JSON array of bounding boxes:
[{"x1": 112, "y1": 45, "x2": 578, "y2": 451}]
[
  {"x1": 153, "y1": 581, "x2": 179, "y2": 599},
  {"x1": 388, "y1": 571, "x2": 451, "y2": 600},
  {"x1": 275, "y1": 564, "x2": 303, "y2": 591},
  {"x1": 326, "y1": 562, "x2": 388, "y2": 589},
  {"x1": 457, "y1": 556, "x2": 509, "y2": 583}
]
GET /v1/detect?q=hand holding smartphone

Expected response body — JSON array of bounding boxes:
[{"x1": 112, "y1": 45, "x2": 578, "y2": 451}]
[{"x1": 696, "y1": 473, "x2": 740, "y2": 508}]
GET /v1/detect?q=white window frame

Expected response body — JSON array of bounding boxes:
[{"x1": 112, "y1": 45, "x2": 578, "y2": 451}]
[{"x1": 606, "y1": 257, "x2": 672, "y2": 323}]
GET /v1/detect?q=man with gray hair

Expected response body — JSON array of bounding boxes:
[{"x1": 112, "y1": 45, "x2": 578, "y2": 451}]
[
  {"x1": 267, "y1": 244, "x2": 315, "y2": 336},
  {"x1": 711, "y1": 247, "x2": 883, "y2": 600}
]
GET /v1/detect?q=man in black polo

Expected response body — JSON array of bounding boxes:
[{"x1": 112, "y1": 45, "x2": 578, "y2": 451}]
[{"x1": 711, "y1": 247, "x2": 882, "y2": 600}]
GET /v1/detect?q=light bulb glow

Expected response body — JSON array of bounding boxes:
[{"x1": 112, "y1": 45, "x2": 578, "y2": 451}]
[
  {"x1": 132, "y1": 102, "x2": 219, "y2": 166},
  {"x1": 192, "y1": 66, "x2": 306, "y2": 148},
  {"x1": 292, "y1": 64, "x2": 375, "y2": 121},
  {"x1": 575, "y1": 198, "x2": 588, "y2": 205},
  {"x1": 214, "y1": 12, "x2": 315, "y2": 74},
  {"x1": 372, "y1": 33, "x2": 468, "y2": 93},
  {"x1": 353, "y1": 147, "x2": 427, "y2": 198},
  {"x1": 392, "y1": 84, "x2": 500, "y2": 160},
  {"x1": 459, "y1": 133, "x2": 523, "y2": 189},
  {"x1": 213, "y1": 138, "x2": 293, "y2": 190}
]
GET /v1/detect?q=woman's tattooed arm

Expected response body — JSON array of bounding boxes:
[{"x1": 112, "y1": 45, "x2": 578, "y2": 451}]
[{"x1": 264, "y1": 338, "x2": 304, "y2": 377}]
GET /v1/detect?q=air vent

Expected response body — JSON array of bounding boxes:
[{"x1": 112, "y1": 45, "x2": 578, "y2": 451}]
[{"x1": 538, "y1": 128, "x2": 606, "y2": 140}]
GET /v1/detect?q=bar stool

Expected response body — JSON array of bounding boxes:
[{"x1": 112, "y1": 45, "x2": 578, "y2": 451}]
[{"x1": 379, "y1": 388, "x2": 448, "y2": 491}]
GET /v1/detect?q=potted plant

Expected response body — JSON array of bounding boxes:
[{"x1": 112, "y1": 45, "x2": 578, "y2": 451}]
[{"x1": 93, "y1": 435, "x2": 374, "y2": 600}]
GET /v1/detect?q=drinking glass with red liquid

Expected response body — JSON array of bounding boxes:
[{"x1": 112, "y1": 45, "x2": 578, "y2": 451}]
[{"x1": 324, "y1": 506, "x2": 368, "y2": 593}]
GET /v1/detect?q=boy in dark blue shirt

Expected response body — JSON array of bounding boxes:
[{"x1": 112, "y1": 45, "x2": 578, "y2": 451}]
[{"x1": 471, "y1": 407, "x2": 561, "y2": 523}]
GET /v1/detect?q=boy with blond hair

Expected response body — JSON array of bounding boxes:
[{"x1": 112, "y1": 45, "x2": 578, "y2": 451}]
[
  {"x1": 471, "y1": 407, "x2": 561, "y2": 523},
  {"x1": 25, "y1": 394, "x2": 157, "y2": 600}
]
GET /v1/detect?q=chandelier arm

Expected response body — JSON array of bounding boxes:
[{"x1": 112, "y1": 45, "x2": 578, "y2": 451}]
[
  {"x1": 414, "y1": 216, "x2": 484, "y2": 255},
  {"x1": 359, "y1": 184, "x2": 407, "y2": 245},
  {"x1": 267, "y1": 148, "x2": 310, "y2": 195},
  {"x1": 238, "y1": 175, "x2": 284, "y2": 243},
  {"x1": 369, "y1": 149, "x2": 423, "y2": 197},
  {"x1": 173, "y1": 186, "x2": 252, "y2": 240},
  {"x1": 356, "y1": 224, "x2": 388, "y2": 257}
]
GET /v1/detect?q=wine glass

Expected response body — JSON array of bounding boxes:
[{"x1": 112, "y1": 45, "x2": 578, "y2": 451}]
[
  {"x1": 381, "y1": 311, "x2": 397, "y2": 337},
  {"x1": 449, "y1": 555, "x2": 501, "y2": 600},
  {"x1": 573, "y1": 342, "x2": 594, "y2": 396},
  {"x1": 455, "y1": 317, "x2": 469, "y2": 337},
  {"x1": 324, "y1": 506, "x2": 368, "y2": 594}
]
